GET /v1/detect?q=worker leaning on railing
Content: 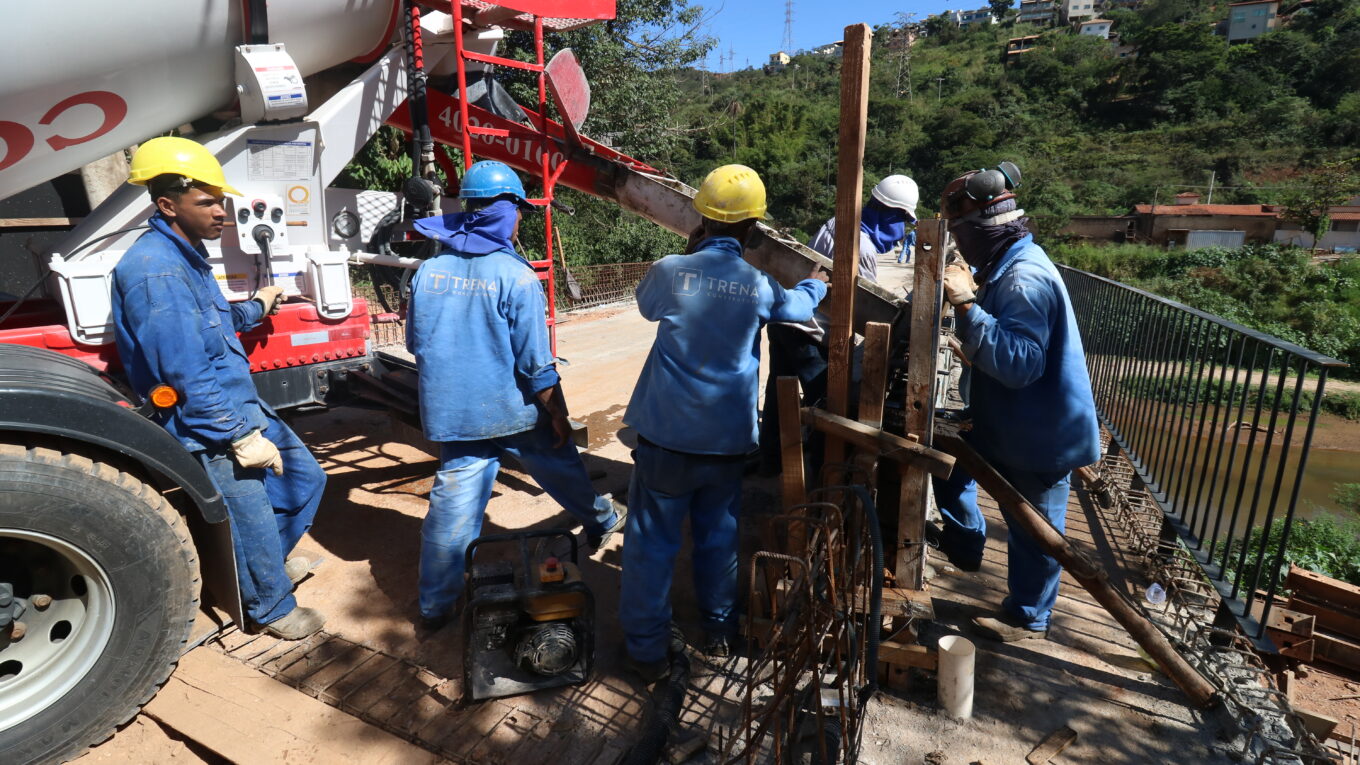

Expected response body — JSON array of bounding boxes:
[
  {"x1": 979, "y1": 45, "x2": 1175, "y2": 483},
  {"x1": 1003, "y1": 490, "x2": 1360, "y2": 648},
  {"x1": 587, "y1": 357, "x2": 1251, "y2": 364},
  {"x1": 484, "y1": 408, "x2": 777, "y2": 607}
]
[
  {"x1": 932, "y1": 161, "x2": 1101, "y2": 642},
  {"x1": 110, "y1": 137, "x2": 327, "y2": 640}
]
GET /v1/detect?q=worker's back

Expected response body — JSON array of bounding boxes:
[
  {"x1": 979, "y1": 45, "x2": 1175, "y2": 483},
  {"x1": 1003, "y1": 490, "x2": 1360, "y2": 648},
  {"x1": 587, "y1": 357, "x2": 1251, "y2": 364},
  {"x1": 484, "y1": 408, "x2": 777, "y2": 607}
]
[
  {"x1": 407, "y1": 247, "x2": 555, "y2": 442},
  {"x1": 624, "y1": 236, "x2": 825, "y2": 456}
]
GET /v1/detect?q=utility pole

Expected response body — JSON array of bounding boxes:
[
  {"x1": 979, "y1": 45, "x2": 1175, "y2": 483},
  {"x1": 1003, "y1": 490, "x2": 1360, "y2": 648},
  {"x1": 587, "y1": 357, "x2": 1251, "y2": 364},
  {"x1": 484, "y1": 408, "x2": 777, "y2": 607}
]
[
  {"x1": 1207, "y1": 170, "x2": 1216, "y2": 204},
  {"x1": 936, "y1": 74, "x2": 945, "y2": 102},
  {"x1": 729, "y1": 44, "x2": 736, "y2": 71}
]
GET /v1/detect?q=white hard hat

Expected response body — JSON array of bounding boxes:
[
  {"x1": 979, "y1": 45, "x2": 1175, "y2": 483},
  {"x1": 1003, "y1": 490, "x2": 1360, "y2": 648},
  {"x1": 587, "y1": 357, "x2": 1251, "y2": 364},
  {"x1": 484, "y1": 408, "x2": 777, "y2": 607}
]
[{"x1": 872, "y1": 174, "x2": 919, "y2": 220}]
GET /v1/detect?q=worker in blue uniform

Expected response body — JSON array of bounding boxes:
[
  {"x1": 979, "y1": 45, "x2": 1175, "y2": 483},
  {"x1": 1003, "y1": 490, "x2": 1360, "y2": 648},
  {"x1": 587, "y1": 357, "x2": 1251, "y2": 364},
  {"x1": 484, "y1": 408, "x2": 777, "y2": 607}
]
[
  {"x1": 932, "y1": 162, "x2": 1101, "y2": 641},
  {"x1": 111, "y1": 137, "x2": 327, "y2": 640},
  {"x1": 620, "y1": 164, "x2": 829, "y2": 681},
  {"x1": 407, "y1": 160, "x2": 625, "y2": 630},
  {"x1": 757, "y1": 174, "x2": 919, "y2": 474}
]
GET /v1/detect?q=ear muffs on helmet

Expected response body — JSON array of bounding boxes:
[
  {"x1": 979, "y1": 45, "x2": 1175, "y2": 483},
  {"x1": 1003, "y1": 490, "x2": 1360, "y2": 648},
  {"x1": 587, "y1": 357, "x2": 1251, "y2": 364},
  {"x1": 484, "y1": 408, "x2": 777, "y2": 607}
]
[{"x1": 942, "y1": 161, "x2": 1023, "y2": 220}]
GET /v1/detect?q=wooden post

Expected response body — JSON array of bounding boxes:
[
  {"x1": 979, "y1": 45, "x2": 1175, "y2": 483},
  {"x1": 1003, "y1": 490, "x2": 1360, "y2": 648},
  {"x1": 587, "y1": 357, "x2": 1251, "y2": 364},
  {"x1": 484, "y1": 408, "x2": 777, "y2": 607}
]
[
  {"x1": 777, "y1": 376, "x2": 807, "y2": 511},
  {"x1": 896, "y1": 219, "x2": 946, "y2": 588},
  {"x1": 823, "y1": 22, "x2": 873, "y2": 467}
]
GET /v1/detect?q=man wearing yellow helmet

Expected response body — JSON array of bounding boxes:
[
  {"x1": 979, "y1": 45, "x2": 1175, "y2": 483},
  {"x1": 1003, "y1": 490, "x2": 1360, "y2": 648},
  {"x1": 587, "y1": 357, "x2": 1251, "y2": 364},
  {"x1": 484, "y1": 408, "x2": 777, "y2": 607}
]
[
  {"x1": 109, "y1": 137, "x2": 327, "y2": 640},
  {"x1": 619, "y1": 164, "x2": 829, "y2": 681}
]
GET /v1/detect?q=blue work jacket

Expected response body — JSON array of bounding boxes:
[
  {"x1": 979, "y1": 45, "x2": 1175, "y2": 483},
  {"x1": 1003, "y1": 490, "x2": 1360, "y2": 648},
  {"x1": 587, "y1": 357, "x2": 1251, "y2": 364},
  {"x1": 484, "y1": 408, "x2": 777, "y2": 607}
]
[
  {"x1": 955, "y1": 235, "x2": 1101, "y2": 473},
  {"x1": 407, "y1": 247, "x2": 559, "y2": 441},
  {"x1": 624, "y1": 236, "x2": 828, "y2": 456},
  {"x1": 111, "y1": 213, "x2": 269, "y2": 452}
]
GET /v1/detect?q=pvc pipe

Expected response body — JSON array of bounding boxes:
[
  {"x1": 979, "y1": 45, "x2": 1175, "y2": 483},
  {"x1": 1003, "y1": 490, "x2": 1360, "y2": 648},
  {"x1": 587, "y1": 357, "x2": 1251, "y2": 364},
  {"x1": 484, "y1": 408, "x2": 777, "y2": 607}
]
[{"x1": 937, "y1": 635, "x2": 975, "y2": 720}]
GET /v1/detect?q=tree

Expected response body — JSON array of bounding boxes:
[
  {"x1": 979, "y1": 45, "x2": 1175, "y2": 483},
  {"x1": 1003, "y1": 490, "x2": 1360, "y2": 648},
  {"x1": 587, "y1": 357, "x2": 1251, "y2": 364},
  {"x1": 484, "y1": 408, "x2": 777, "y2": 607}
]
[
  {"x1": 1281, "y1": 158, "x2": 1360, "y2": 251},
  {"x1": 989, "y1": 0, "x2": 1013, "y2": 21}
]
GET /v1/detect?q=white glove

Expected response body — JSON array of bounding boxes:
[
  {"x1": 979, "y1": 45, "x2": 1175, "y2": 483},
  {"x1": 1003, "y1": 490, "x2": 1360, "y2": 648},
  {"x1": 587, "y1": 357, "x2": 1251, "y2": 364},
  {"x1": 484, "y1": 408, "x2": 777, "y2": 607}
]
[
  {"x1": 231, "y1": 430, "x2": 284, "y2": 476},
  {"x1": 254, "y1": 286, "x2": 285, "y2": 315},
  {"x1": 943, "y1": 263, "x2": 978, "y2": 307}
]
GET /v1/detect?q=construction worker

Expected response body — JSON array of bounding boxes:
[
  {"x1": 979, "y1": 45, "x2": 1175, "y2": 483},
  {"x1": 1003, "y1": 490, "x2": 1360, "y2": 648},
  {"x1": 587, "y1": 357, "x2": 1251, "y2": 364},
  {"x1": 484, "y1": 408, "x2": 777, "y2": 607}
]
[
  {"x1": 757, "y1": 174, "x2": 919, "y2": 473},
  {"x1": 620, "y1": 164, "x2": 829, "y2": 681},
  {"x1": 110, "y1": 137, "x2": 327, "y2": 640},
  {"x1": 406, "y1": 160, "x2": 625, "y2": 630},
  {"x1": 933, "y1": 162, "x2": 1100, "y2": 642}
]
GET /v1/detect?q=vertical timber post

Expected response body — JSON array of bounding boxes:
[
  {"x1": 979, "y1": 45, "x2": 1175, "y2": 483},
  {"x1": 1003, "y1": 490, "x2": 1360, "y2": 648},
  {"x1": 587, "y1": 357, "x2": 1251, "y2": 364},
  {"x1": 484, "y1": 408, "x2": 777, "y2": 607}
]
[
  {"x1": 896, "y1": 219, "x2": 947, "y2": 588},
  {"x1": 823, "y1": 23, "x2": 873, "y2": 466}
]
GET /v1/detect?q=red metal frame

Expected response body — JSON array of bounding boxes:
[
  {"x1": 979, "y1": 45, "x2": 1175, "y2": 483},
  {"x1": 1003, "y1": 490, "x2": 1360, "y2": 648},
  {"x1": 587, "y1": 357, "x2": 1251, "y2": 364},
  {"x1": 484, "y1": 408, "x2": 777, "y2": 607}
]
[{"x1": 440, "y1": 3, "x2": 617, "y2": 354}]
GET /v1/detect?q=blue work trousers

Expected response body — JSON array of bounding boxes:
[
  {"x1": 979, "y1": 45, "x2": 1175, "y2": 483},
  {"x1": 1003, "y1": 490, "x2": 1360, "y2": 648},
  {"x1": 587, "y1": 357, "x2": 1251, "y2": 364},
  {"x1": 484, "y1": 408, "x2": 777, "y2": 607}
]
[
  {"x1": 197, "y1": 415, "x2": 326, "y2": 625},
  {"x1": 933, "y1": 450, "x2": 1071, "y2": 631},
  {"x1": 419, "y1": 420, "x2": 616, "y2": 619},
  {"x1": 620, "y1": 440, "x2": 745, "y2": 663}
]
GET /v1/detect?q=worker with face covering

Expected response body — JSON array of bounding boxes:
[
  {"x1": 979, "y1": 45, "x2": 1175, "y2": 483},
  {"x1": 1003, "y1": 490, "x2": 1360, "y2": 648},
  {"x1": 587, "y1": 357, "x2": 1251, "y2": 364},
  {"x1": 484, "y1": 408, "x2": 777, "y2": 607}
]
[
  {"x1": 406, "y1": 161, "x2": 626, "y2": 631},
  {"x1": 933, "y1": 162, "x2": 1100, "y2": 642},
  {"x1": 757, "y1": 175, "x2": 919, "y2": 474},
  {"x1": 620, "y1": 164, "x2": 829, "y2": 681}
]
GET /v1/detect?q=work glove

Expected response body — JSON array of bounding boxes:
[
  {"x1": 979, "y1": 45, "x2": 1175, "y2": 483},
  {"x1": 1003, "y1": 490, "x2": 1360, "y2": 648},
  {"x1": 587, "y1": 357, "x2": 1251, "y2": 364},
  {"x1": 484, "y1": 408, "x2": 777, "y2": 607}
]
[
  {"x1": 942, "y1": 263, "x2": 978, "y2": 307},
  {"x1": 231, "y1": 430, "x2": 284, "y2": 476},
  {"x1": 254, "y1": 285, "x2": 285, "y2": 315}
]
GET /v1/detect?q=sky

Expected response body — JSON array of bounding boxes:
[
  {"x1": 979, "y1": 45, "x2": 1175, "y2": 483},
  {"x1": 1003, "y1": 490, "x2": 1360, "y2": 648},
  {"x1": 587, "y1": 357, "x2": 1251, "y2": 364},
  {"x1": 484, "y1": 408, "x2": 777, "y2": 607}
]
[{"x1": 698, "y1": 0, "x2": 972, "y2": 72}]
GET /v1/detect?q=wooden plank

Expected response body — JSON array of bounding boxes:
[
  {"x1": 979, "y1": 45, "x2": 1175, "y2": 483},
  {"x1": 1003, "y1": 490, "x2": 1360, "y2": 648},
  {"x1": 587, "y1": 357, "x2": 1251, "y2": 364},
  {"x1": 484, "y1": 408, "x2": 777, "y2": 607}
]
[
  {"x1": 857, "y1": 322, "x2": 892, "y2": 429},
  {"x1": 1026, "y1": 725, "x2": 1078, "y2": 765},
  {"x1": 878, "y1": 639, "x2": 937, "y2": 671},
  {"x1": 823, "y1": 22, "x2": 874, "y2": 467},
  {"x1": 1298, "y1": 708, "x2": 1341, "y2": 742},
  {"x1": 1288, "y1": 564, "x2": 1360, "y2": 611},
  {"x1": 1290, "y1": 594, "x2": 1360, "y2": 640},
  {"x1": 777, "y1": 376, "x2": 807, "y2": 511},
  {"x1": 897, "y1": 219, "x2": 946, "y2": 588},
  {"x1": 800, "y1": 407, "x2": 954, "y2": 477},
  {"x1": 143, "y1": 648, "x2": 442, "y2": 765},
  {"x1": 0, "y1": 217, "x2": 81, "y2": 228},
  {"x1": 340, "y1": 659, "x2": 416, "y2": 715}
]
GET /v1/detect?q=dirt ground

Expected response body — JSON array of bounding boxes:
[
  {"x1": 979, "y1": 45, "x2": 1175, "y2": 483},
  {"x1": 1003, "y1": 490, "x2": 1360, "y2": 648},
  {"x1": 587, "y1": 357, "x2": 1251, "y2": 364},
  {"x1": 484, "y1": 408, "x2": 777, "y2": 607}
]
[{"x1": 72, "y1": 252, "x2": 1339, "y2": 763}]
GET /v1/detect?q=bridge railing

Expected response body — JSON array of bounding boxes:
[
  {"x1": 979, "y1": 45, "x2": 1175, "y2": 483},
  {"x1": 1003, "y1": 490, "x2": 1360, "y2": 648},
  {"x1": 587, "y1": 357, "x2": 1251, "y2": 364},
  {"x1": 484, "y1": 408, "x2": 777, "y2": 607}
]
[{"x1": 1058, "y1": 265, "x2": 1348, "y2": 644}]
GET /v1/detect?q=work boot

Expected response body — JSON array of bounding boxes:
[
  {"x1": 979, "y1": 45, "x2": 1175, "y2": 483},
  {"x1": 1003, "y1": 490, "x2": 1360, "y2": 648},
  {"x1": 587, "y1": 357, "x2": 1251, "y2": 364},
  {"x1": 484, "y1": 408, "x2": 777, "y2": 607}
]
[
  {"x1": 625, "y1": 654, "x2": 670, "y2": 684},
  {"x1": 587, "y1": 498, "x2": 628, "y2": 552},
  {"x1": 702, "y1": 632, "x2": 734, "y2": 658},
  {"x1": 971, "y1": 612, "x2": 1046, "y2": 643},
  {"x1": 284, "y1": 556, "x2": 316, "y2": 585},
  {"x1": 262, "y1": 606, "x2": 325, "y2": 640}
]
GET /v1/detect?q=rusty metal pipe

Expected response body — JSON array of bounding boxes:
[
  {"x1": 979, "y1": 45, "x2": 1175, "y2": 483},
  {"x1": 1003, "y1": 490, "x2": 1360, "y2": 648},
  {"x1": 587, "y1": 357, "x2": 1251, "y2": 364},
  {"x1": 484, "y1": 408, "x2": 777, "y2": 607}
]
[{"x1": 936, "y1": 428, "x2": 1220, "y2": 709}]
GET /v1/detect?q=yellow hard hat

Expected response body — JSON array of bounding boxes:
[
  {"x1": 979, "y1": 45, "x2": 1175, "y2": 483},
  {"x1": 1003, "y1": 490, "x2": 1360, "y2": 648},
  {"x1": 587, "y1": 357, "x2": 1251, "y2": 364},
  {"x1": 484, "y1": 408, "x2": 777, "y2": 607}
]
[
  {"x1": 127, "y1": 137, "x2": 241, "y2": 196},
  {"x1": 692, "y1": 164, "x2": 767, "y2": 223}
]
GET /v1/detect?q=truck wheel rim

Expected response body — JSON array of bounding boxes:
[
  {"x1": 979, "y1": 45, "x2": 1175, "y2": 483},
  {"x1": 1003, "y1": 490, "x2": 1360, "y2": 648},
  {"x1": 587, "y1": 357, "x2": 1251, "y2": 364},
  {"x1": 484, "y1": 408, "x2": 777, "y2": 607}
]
[{"x1": 0, "y1": 529, "x2": 117, "y2": 732}]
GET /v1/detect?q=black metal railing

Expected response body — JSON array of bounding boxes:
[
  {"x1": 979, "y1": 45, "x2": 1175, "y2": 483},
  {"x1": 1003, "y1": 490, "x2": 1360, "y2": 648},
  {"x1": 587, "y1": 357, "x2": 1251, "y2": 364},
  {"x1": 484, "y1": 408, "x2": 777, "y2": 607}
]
[{"x1": 1059, "y1": 265, "x2": 1348, "y2": 644}]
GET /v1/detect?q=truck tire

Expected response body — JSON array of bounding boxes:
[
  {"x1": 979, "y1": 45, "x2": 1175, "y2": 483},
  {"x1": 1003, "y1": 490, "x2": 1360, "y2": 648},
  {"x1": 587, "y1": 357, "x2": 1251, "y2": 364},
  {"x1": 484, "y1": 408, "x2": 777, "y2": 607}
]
[{"x1": 0, "y1": 444, "x2": 200, "y2": 765}]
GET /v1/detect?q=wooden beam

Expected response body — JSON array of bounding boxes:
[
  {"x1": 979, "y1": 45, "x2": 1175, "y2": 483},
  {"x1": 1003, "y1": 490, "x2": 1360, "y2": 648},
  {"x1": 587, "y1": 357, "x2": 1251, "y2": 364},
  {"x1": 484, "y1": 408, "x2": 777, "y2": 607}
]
[
  {"x1": 1027, "y1": 726, "x2": 1078, "y2": 765},
  {"x1": 937, "y1": 425, "x2": 1220, "y2": 709},
  {"x1": 0, "y1": 217, "x2": 81, "y2": 228},
  {"x1": 857, "y1": 322, "x2": 891, "y2": 429},
  {"x1": 878, "y1": 639, "x2": 937, "y2": 671},
  {"x1": 799, "y1": 407, "x2": 954, "y2": 478},
  {"x1": 823, "y1": 22, "x2": 873, "y2": 466},
  {"x1": 777, "y1": 376, "x2": 807, "y2": 510},
  {"x1": 896, "y1": 218, "x2": 946, "y2": 588}
]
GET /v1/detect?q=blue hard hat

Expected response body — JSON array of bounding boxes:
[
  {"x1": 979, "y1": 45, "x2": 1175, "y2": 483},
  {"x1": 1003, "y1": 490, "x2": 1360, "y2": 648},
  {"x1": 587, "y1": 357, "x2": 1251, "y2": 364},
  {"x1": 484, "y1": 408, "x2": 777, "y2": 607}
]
[{"x1": 459, "y1": 160, "x2": 530, "y2": 206}]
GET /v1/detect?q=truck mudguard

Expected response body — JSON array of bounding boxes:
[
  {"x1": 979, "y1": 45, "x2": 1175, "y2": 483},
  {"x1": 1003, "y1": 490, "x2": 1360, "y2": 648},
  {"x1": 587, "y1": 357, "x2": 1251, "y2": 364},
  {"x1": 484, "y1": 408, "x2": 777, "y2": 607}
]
[{"x1": 0, "y1": 344, "x2": 228, "y2": 523}]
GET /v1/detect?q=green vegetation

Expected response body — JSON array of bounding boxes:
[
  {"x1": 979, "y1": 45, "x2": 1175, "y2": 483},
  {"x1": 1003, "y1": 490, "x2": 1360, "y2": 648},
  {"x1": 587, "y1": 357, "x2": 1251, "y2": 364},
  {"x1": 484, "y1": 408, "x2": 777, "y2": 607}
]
[
  {"x1": 1115, "y1": 372, "x2": 1360, "y2": 421},
  {"x1": 1231, "y1": 512, "x2": 1360, "y2": 587},
  {"x1": 1051, "y1": 242, "x2": 1360, "y2": 376}
]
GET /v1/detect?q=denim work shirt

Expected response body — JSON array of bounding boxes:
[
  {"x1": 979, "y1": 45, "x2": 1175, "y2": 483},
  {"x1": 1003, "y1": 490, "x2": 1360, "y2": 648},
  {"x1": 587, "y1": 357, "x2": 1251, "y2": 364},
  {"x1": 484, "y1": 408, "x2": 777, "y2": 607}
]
[
  {"x1": 624, "y1": 236, "x2": 828, "y2": 456},
  {"x1": 111, "y1": 213, "x2": 269, "y2": 452},
  {"x1": 407, "y1": 247, "x2": 559, "y2": 441},
  {"x1": 955, "y1": 235, "x2": 1101, "y2": 473}
]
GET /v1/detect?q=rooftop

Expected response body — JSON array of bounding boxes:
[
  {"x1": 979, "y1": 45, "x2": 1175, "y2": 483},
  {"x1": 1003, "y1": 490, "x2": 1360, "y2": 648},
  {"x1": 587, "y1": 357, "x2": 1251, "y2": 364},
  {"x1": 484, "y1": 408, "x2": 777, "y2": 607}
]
[{"x1": 1135, "y1": 204, "x2": 1278, "y2": 216}]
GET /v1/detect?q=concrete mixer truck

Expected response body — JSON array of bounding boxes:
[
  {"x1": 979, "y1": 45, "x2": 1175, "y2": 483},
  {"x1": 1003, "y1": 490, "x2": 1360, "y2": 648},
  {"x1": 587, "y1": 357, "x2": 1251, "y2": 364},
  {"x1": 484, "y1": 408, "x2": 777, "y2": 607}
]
[{"x1": 0, "y1": 2, "x2": 903, "y2": 762}]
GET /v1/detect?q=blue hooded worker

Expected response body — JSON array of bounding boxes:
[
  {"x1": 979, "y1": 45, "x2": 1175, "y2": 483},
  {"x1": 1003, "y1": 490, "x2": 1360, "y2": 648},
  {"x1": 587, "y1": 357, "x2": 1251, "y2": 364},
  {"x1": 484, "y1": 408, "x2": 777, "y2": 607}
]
[
  {"x1": 758, "y1": 174, "x2": 919, "y2": 474},
  {"x1": 406, "y1": 160, "x2": 625, "y2": 631},
  {"x1": 932, "y1": 162, "x2": 1100, "y2": 642},
  {"x1": 110, "y1": 137, "x2": 327, "y2": 640},
  {"x1": 620, "y1": 164, "x2": 829, "y2": 681}
]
